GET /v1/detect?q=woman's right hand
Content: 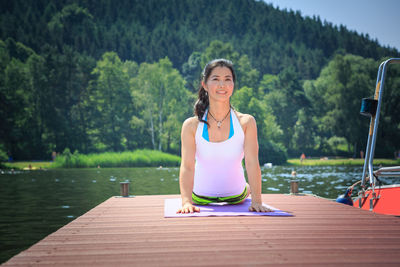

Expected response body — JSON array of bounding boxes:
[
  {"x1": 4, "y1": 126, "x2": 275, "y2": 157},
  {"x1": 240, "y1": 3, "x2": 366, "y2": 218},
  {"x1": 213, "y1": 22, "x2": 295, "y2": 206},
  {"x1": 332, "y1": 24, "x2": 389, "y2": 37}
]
[{"x1": 177, "y1": 202, "x2": 200, "y2": 214}]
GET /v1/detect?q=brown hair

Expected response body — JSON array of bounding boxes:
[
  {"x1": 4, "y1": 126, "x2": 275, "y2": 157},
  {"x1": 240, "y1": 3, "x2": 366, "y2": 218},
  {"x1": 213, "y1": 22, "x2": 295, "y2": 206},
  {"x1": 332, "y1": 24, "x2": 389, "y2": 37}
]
[{"x1": 194, "y1": 59, "x2": 236, "y2": 125}]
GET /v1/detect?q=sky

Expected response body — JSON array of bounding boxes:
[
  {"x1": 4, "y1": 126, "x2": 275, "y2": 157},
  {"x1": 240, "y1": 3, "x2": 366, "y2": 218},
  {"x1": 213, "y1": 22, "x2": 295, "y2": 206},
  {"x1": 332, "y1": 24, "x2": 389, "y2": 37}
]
[{"x1": 265, "y1": 0, "x2": 400, "y2": 51}]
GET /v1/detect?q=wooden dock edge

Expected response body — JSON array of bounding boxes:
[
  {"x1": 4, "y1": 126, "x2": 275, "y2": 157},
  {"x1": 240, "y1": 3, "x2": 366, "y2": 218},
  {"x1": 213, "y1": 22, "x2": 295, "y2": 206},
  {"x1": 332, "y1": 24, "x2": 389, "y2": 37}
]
[{"x1": 3, "y1": 194, "x2": 400, "y2": 266}]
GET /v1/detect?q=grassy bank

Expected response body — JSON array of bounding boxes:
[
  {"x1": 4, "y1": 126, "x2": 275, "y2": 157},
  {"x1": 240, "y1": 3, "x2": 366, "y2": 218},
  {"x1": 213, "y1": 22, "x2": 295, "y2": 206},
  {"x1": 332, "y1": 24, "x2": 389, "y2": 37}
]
[
  {"x1": 3, "y1": 149, "x2": 181, "y2": 169},
  {"x1": 287, "y1": 158, "x2": 400, "y2": 166},
  {"x1": 52, "y1": 149, "x2": 181, "y2": 168},
  {"x1": 5, "y1": 154, "x2": 399, "y2": 169},
  {"x1": 3, "y1": 161, "x2": 53, "y2": 170}
]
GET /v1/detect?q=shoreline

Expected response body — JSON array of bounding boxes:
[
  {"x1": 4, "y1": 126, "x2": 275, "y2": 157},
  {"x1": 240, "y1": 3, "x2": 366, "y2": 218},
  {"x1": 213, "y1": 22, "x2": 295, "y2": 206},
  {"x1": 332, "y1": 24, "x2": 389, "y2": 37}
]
[
  {"x1": 287, "y1": 158, "x2": 400, "y2": 166},
  {"x1": 2, "y1": 161, "x2": 54, "y2": 170},
  {"x1": 4, "y1": 158, "x2": 400, "y2": 170}
]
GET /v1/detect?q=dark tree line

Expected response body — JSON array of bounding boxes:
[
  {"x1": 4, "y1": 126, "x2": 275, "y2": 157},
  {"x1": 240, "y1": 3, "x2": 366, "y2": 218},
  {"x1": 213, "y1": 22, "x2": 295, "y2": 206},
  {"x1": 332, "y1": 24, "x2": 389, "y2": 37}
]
[{"x1": 1, "y1": 0, "x2": 397, "y2": 78}]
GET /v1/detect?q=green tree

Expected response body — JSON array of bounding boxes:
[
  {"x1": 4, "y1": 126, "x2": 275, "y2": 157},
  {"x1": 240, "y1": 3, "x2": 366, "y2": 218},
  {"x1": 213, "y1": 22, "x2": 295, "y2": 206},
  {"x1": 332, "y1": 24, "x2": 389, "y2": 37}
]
[
  {"x1": 291, "y1": 108, "x2": 316, "y2": 153},
  {"x1": 131, "y1": 57, "x2": 193, "y2": 152},
  {"x1": 231, "y1": 86, "x2": 286, "y2": 164},
  {"x1": 0, "y1": 39, "x2": 48, "y2": 159},
  {"x1": 1, "y1": 58, "x2": 31, "y2": 158},
  {"x1": 264, "y1": 67, "x2": 310, "y2": 153},
  {"x1": 48, "y1": 3, "x2": 96, "y2": 53},
  {"x1": 236, "y1": 54, "x2": 260, "y2": 89},
  {"x1": 40, "y1": 45, "x2": 95, "y2": 155},
  {"x1": 200, "y1": 40, "x2": 240, "y2": 69},
  {"x1": 181, "y1": 51, "x2": 202, "y2": 92},
  {"x1": 26, "y1": 53, "x2": 49, "y2": 158},
  {"x1": 86, "y1": 52, "x2": 136, "y2": 152},
  {"x1": 304, "y1": 54, "x2": 376, "y2": 156},
  {"x1": 376, "y1": 64, "x2": 400, "y2": 156}
]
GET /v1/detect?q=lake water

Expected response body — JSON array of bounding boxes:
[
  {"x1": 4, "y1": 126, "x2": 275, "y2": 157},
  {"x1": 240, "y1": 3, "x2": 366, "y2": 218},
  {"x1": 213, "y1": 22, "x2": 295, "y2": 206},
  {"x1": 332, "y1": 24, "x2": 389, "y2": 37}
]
[{"x1": 1, "y1": 165, "x2": 398, "y2": 263}]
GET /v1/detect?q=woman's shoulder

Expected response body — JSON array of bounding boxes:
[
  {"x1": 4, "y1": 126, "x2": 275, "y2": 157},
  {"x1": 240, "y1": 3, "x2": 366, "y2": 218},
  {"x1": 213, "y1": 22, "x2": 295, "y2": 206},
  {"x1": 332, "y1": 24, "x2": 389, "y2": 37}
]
[
  {"x1": 182, "y1": 116, "x2": 200, "y2": 134},
  {"x1": 234, "y1": 111, "x2": 256, "y2": 127}
]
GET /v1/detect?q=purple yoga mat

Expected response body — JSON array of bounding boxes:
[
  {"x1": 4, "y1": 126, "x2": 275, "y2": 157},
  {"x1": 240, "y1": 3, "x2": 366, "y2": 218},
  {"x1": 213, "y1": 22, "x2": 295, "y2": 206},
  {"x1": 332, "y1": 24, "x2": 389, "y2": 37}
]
[{"x1": 164, "y1": 198, "x2": 293, "y2": 218}]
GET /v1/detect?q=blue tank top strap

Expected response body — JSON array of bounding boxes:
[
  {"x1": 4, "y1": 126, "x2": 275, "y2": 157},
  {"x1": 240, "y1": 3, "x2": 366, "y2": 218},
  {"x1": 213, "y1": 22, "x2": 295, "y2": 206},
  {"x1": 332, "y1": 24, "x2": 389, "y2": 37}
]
[
  {"x1": 202, "y1": 109, "x2": 234, "y2": 141},
  {"x1": 202, "y1": 110, "x2": 209, "y2": 141},
  {"x1": 228, "y1": 111, "x2": 234, "y2": 138}
]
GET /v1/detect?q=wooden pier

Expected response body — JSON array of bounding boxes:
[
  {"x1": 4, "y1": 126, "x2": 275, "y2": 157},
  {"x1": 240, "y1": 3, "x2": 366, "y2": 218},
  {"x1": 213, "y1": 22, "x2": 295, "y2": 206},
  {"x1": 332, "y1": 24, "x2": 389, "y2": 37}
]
[{"x1": 3, "y1": 194, "x2": 400, "y2": 266}]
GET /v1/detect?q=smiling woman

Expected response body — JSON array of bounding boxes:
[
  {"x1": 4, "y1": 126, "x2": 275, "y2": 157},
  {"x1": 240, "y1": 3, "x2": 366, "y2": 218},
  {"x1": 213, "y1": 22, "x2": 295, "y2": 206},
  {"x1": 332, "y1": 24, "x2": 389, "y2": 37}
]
[
  {"x1": 204, "y1": 66, "x2": 234, "y2": 102},
  {"x1": 177, "y1": 58, "x2": 272, "y2": 214}
]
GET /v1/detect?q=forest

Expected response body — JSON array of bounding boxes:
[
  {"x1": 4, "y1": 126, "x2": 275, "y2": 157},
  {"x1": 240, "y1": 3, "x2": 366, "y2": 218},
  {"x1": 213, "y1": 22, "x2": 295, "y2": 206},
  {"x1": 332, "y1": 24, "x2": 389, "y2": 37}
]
[{"x1": 1, "y1": 0, "x2": 399, "y2": 164}]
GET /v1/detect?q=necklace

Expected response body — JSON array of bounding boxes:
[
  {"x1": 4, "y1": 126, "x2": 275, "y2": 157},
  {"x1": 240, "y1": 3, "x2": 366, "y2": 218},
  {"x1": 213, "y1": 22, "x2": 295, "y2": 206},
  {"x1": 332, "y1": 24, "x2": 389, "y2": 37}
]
[{"x1": 208, "y1": 109, "x2": 230, "y2": 128}]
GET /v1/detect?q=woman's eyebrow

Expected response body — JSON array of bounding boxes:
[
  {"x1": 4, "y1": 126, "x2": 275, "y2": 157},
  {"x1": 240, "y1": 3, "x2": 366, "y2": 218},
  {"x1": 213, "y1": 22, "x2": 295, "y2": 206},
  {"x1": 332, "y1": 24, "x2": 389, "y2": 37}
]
[{"x1": 211, "y1": 74, "x2": 232, "y2": 78}]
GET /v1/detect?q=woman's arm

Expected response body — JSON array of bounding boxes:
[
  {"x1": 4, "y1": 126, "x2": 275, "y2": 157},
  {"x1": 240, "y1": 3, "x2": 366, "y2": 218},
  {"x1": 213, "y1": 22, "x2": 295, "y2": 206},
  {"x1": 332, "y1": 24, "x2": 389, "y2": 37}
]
[
  {"x1": 177, "y1": 118, "x2": 200, "y2": 213},
  {"x1": 243, "y1": 115, "x2": 272, "y2": 212}
]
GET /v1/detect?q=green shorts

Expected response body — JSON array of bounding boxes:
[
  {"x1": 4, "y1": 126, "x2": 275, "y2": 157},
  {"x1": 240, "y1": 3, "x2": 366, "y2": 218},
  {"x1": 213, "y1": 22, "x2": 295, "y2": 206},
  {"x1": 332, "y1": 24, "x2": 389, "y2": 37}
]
[{"x1": 192, "y1": 186, "x2": 248, "y2": 205}]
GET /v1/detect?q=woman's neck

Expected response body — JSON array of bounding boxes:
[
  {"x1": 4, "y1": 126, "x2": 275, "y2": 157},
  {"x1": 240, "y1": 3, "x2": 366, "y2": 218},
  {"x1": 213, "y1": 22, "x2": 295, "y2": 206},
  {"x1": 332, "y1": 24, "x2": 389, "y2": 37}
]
[{"x1": 208, "y1": 101, "x2": 231, "y2": 120}]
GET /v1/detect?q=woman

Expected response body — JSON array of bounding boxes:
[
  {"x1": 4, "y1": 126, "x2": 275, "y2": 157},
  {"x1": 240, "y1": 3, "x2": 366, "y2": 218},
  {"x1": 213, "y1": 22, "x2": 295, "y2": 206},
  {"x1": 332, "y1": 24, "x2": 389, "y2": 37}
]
[{"x1": 177, "y1": 59, "x2": 271, "y2": 213}]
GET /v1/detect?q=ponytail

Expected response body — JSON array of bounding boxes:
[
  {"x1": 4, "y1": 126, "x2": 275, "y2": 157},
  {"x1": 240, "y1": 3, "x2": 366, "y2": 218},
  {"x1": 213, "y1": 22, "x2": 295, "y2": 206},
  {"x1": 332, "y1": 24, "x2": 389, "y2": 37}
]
[{"x1": 194, "y1": 86, "x2": 209, "y2": 126}]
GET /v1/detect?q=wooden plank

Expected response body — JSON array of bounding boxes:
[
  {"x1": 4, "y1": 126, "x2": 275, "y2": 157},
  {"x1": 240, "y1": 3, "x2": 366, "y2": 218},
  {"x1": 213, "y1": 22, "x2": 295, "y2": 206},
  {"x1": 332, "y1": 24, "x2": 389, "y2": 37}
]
[{"x1": 3, "y1": 194, "x2": 400, "y2": 266}]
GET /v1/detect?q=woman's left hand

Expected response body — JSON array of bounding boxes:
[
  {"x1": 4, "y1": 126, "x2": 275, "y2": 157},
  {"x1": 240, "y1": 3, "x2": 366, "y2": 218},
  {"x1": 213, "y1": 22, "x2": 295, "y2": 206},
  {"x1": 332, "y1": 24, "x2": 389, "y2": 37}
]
[{"x1": 249, "y1": 202, "x2": 273, "y2": 212}]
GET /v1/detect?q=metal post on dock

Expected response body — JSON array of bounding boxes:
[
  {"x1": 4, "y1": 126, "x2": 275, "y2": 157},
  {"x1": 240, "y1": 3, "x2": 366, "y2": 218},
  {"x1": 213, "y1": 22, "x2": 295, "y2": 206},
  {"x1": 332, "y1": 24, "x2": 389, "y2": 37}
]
[{"x1": 120, "y1": 181, "x2": 130, "y2": 197}]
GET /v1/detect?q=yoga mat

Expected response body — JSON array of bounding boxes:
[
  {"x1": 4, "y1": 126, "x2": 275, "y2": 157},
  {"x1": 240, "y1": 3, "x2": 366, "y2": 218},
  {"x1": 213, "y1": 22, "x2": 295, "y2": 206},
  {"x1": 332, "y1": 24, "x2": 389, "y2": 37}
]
[{"x1": 164, "y1": 198, "x2": 293, "y2": 218}]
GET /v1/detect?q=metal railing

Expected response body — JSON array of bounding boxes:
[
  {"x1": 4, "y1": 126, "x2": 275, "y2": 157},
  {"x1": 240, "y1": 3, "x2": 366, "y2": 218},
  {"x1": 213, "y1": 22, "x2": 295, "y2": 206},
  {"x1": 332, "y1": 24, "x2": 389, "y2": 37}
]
[
  {"x1": 361, "y1": 58, "x2": 400, "y2": 190},
  {"x1": 373, "y1": 166, "x2": 400, "y2": 177}
]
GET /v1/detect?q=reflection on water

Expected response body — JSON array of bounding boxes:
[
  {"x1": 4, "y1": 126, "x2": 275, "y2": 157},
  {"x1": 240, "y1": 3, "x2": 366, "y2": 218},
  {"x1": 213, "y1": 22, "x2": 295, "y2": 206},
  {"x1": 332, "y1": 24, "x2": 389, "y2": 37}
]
[
  {"x1": 1, "y1": 165, "x2": 399, "y2": 263},
  {"x1": 260, "y1": 165, "x2": 364, "y2": 197}
]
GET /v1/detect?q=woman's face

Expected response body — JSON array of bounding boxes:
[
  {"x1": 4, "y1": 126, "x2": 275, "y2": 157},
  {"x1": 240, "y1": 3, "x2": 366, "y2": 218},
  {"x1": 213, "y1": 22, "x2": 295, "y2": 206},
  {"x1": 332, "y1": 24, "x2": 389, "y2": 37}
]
[{"x1": 203, "y1": 66, "x2": 234, "y2": 102}]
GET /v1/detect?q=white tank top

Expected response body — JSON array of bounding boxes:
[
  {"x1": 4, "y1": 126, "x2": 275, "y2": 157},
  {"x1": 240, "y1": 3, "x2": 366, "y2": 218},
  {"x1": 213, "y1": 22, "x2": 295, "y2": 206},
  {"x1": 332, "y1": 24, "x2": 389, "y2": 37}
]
[{"x1": 193, "y1": 109, "x2": 246, "y2": 197}]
